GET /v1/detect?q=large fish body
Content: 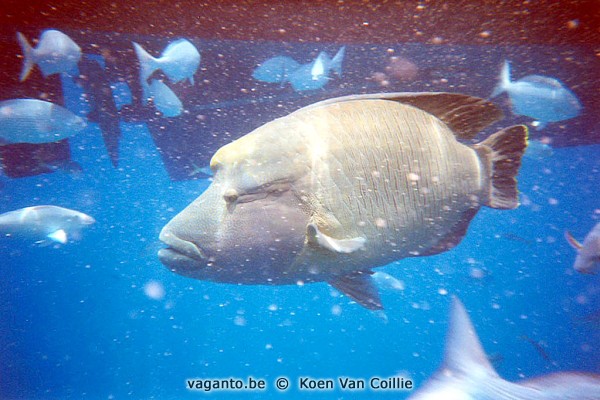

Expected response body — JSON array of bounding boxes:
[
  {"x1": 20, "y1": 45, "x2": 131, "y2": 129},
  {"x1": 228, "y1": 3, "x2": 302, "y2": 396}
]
[
  {"x1": 0, "y1": 205, "x2": 95, "y2": 244},
  {"x1": 408, "y1": 297, "x2": 600, "y2": 399},
  {"x1": 17, "y1": 30, "x2": 82, "y2": 82},
  {"x1": 0, "y1": 99, "x2": 87, "y2": 144},
  {"x1": 491, "y1": 60, "x2": 581, "y2": 129},
  {"x1": 159, "y1": 92, "x2": 527, "y2": 309},
  {"x1": 565, "y1": 222, "x2": 600, "y2": 274}
]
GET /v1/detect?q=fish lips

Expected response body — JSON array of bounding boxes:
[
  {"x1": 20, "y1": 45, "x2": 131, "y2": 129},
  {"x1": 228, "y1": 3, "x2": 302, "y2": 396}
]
[{"x1": 158, "y1": 229, "x2": 207, "y2": 267}]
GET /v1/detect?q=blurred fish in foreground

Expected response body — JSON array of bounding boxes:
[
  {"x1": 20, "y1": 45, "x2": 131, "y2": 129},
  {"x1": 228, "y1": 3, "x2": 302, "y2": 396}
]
[
  {"x1": 491, "y1": 60, "x2": 582, "y2": 129},
  {"x1": 565, "y1": 222, "x2": 600, "y2": 274},
  {"x1": 408, "y1": 297, "x2": 600, "y2": 399},
  {"x1": 0, "y1": 99, "x2": 86, "y2": 144},
  {"x1": 17, "y1": 29, "x2": 82, "y2": 82},
  {"x1": 0, "y1": 205, "x2": 95, "y2": 245},
  {"x1": 253, "y1": 47, "x2": 345, "y2": 92}
]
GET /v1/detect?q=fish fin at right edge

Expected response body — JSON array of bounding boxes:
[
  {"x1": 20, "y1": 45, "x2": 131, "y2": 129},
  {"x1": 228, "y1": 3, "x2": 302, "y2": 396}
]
[
  {"x1": 329, "y1": 271, "x2": 383, "y2": 310},
  {"x1": 564, "y1": 230, "x2": 583, "y2": 250},
  {"x1": 17, "y1": 32, "x2": 34, "y2": 82},
  {"x1": 490, "y1": 60, "x2": 511, "y2": 98},
  {"x1": 475, "y1": 125, "x2": 528, "y2": 210}
]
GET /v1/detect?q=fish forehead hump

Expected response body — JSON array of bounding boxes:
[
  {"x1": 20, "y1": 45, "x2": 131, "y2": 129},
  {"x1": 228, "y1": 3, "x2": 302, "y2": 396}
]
[{"x1": 210, "y1": 98, "x2": 482, "y2": 198}]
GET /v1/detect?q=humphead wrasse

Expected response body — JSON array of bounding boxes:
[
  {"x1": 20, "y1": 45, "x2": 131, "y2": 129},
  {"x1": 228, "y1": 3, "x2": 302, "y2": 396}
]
[{"x1": 159, "y1": 92, "x2": 528, "y2": 309}]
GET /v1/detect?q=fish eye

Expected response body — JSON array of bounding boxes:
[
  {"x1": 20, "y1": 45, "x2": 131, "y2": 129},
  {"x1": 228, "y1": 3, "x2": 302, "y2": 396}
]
[{"x1": 223, "y1": 188, "x2": 239, "y2": 203}]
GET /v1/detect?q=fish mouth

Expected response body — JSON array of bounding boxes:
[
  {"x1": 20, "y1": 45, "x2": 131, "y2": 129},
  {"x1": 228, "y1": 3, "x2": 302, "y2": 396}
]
[{"x1": 158, "y1": 229, "x2": 206, "y2": 264}]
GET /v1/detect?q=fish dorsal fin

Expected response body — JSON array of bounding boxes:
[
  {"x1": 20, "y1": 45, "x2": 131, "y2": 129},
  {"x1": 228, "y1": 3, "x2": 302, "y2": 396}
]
[
  {"x1": 329, "y1": 271, "x2": 383, "y2": 310},
  {"x1": 443, "y1": 297, "x2": 499, "y2": 377},
  {"x1": 308, "y1": 92, "x2": 503, "y2": 140}
]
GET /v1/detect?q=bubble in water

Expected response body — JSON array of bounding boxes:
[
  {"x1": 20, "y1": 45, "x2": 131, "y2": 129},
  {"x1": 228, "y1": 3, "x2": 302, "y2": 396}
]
[
  {"x1": 331, "y1": 305, "x2": 342, "y2": 316},
  {"x1": 144, "y1": 281, "x2": 165, "y2": 300}
]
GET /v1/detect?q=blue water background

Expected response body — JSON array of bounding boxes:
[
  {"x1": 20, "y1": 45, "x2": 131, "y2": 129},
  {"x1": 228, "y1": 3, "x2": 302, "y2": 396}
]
[{"x1": 1, "y1": 37, "x2": 599, "y2": 399}]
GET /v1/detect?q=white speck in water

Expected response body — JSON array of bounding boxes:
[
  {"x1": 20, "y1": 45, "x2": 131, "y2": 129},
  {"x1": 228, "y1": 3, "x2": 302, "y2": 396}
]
[{"x1": 144, "y1": 281, "x2": 165, "y2": 300}]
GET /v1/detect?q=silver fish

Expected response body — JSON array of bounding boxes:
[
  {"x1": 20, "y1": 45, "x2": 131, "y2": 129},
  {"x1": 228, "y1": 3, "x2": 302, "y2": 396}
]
[
  {"x1": 491, "y1": 60, "x2": 581, "y2": 129},
  {"x1": 133, "y1": 39, "x2": 200, "y2": 88},
  {"x1": 287, "y1": 47, "x2": 345, "y2": 91},
  {"x1": 565, "y1": 222, "x2": 600, "y2": 274},
  {"x1": 158, "y1": 92, "x2": 528, "y2": 309},
  {"x1": 408, "y1": 297, "x2": 600, "y2": 399},
  {"x1": 0, "y1": 99, "x2": 86, "y2": 144},
  {"x1": 0, "y1": 205, "x2": 95, "y2": 244},
  {"x1": 17, "y1": 30, "x2": 82, "y2": 82},
  {"x1": 252, "y1": 56, "x2": 301, "y2": 84}
]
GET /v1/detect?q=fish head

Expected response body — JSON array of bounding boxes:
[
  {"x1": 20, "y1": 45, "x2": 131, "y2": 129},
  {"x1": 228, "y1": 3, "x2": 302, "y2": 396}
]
[
  {"x1": 75, "y1": 212, "x2": 96, "y2": 226},
  {"x1": 159, "y1": 121, "x2": 314, "y2": 284},
  {"x1": 72, "y1": 115, "x2": 88, "y2": 132}
]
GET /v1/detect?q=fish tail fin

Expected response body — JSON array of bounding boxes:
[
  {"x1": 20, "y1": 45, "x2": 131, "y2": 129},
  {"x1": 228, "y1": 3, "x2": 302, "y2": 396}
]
[
  {"x1": 490, "y1": 60, "x2": 511, "y2": 98},
  {"x1": 17, "y1": 32, "x2": 35, "y2": 82},
  {"x1": 330, "y1": 46, "x2": 346, "y2": 77},
  {"x1": 133, "y1": 42, "x2": 158, "y2": 85},
  {"x1": 475, "y1": 125, "x2": 528, "y2": 209}
]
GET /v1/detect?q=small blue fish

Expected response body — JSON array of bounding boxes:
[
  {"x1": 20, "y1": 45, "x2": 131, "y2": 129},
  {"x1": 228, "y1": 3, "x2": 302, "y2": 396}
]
[
  {"x1": 287, "y1": 47, "x2": 345, "y2": 92},
  {"x1": 0, "y1": 99, "x2": 86, "y2": 144},
  {"x1": 252, "y1": 56, "x2": 301, "y2": 83},
  {"x1": 133, "y1": 39, "x2": 200, "y2": 87},
  {"x1": 17, "y1": 30, "x2": 82, "y2": 82},
  {"x1": 148, "y1": 80, "x2": 183, "y2": 118},
  {"x1": 491, "y1": 60, "x2": 582, "y2": 129},
  {"x1": 0, "y1": 205, "x2": 95, "y2": 244}
]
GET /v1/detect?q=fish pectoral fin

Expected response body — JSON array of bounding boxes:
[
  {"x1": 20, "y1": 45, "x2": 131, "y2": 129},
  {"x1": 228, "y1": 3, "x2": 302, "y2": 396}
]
[
  {"x1": 306, "y1": 223, "x2": 365, "y2": 253},
  {"x1": 329, "y1": 271, "x2": 383, "y2": 310},
  {"x1": 47, "y1": 229, "x2": 68, "y2": 244},
  {"x1": 564, "y1": 230, "x2": 583, "y2": 250}
]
